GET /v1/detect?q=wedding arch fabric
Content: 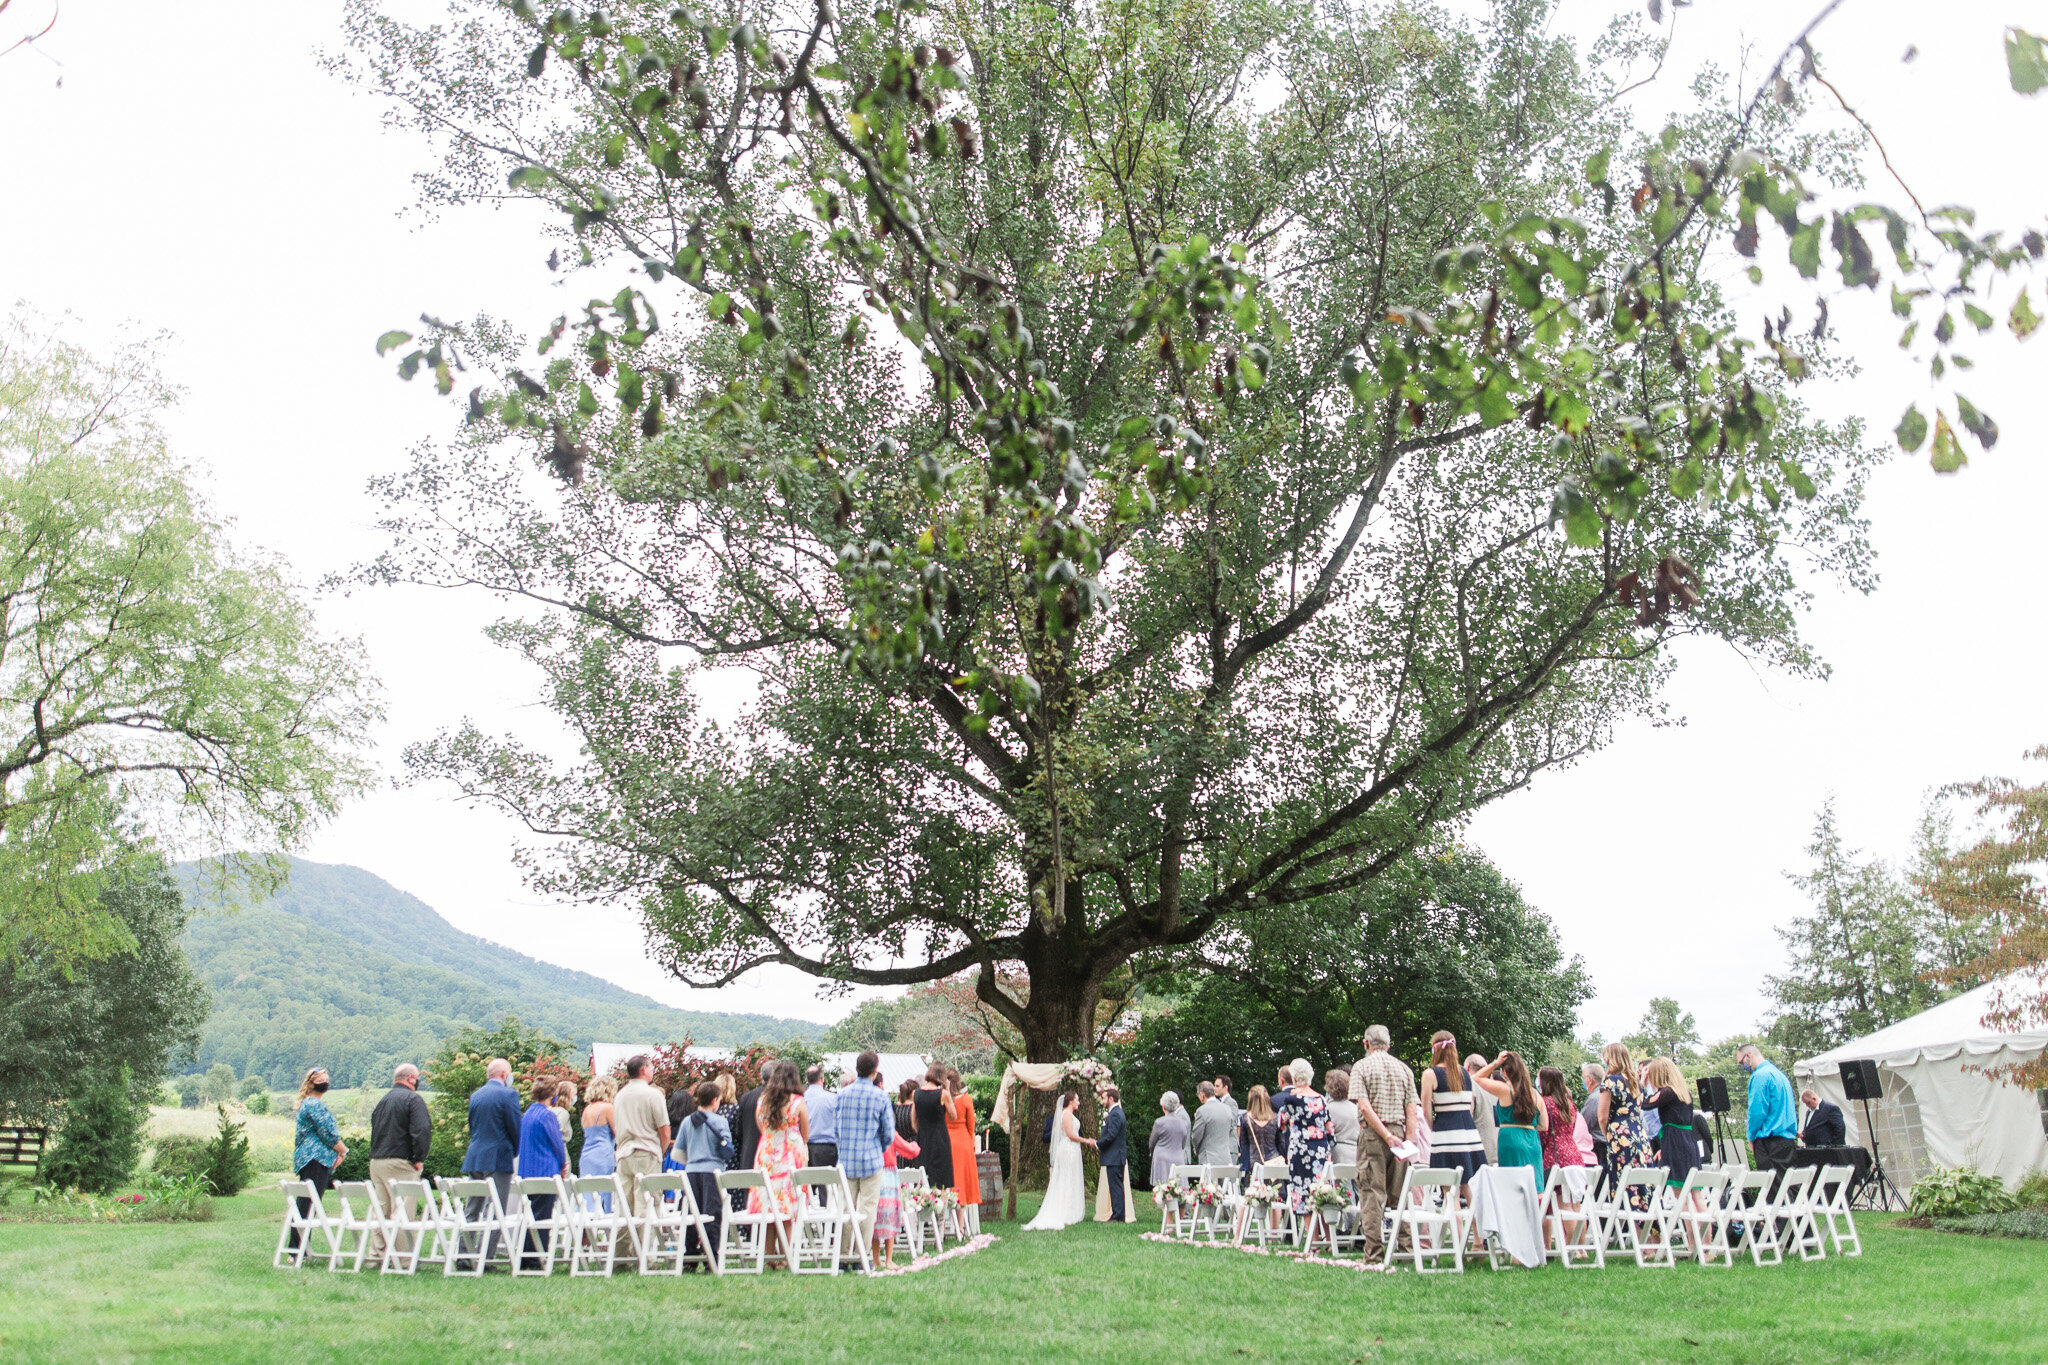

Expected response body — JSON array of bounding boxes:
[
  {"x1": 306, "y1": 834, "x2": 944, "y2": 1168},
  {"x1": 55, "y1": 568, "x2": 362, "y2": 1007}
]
[{"x1": 989, "y1": 1061, "x2": 1135, "y2": 1223}]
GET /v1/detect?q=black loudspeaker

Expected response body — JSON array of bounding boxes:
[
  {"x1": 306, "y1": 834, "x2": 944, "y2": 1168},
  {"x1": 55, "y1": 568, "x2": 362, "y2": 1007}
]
[
  {"x1": 1695, "y1": 1075, "x2": 1730, "y2": 1114},
  {"x1": 1839, "y1": 1059, "x2": 1883, "y2": 1102}
]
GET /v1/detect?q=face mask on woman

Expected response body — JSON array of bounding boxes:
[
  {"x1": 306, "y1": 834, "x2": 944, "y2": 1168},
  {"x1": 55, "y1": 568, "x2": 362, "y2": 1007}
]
[{"x1": 312, "y1": 1081, "x2": 330, "y2": 1094}]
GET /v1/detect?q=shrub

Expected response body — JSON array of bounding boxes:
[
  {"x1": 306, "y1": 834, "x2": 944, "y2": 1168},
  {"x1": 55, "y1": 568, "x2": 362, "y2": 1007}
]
[
  {"x1": 1928, "y1": 1209, "x2": 2048, "y2": 1240},
  {"x1": 332, "y1": 1130, "x2": 372, "y2": 1183},
  {"x1": 2013, "y1": 1172, "x2": 2048, "y2": 1211},
  {"x1": 128, "y1": 1171, "x2": 216, "y2": 1223},
  {"x1": 199, "y1": 1063, "x2": 237, "y2": 1107},
  {"x1": 237, "y1": 1076, "x2": 267, "y2": 1102},
  {"x1": 148, "y1": 1133, "x2": 210, "y2": 1184},
  {"x1": 245, "y1": 1091, "x2": 271, "y2": 1115},
  {"x1": 1907, "y1": 1166, "x2": 2017, "y2": 1220},
  {"x1": 198, "y1": 1104, "x2": 255, "y2": 1196},
  {"x1": 38, "y1": 1067, "x2": 147, "y2": 1195},
  {"x1": 248, "y1": 1139, "x2": 293, "y2": 1174},
  {"x1": 172, "y1": 1075, "x2": 203, "y2": 1109}
]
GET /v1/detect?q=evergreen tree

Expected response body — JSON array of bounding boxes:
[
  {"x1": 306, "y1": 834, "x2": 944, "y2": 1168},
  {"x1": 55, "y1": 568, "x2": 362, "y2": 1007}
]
[
  {"x1": 199, "y1": 1104, "x2": 254, "y2": 1197},
  {"x1": 1624, "y1": 998, "x2": 1702, "y2": 1063},
  {"x1": 38, "y1": 1065, "x2": 147, "y2": 1194}
]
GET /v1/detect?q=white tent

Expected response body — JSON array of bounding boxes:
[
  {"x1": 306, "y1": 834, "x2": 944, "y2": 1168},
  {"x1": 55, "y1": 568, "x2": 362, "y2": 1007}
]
[
  {"x1": 821, "y1": 1051, "x2": 931, "y2": 1093},
  {"x1": 1795, "y1": 974, "x2": 2048, "y2": 1190}
]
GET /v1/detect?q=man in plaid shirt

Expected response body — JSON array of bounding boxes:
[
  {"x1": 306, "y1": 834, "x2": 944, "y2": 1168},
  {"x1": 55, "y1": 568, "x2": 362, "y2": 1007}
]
[
  {"x1": 1348, "y1": 1025, "x2": 1421, "y2": 1262},
  {"x1": 833, "y1": 1051, "x2": 898, "y2": 1258}
]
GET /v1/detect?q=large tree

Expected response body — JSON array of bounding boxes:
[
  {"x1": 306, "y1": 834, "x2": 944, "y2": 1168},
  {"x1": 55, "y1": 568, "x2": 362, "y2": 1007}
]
[
  {"x1": 0, "y1": 316, "x2": 381, "y2": 960},
  {"x1": 340, "y1": 0, "x2": 2043, "y2": 1069}
]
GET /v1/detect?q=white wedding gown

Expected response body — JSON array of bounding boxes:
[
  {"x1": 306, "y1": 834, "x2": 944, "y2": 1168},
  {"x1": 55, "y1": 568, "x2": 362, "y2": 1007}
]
[{"x1": 1023, "y1": 1110, "x2": 1088, "y2": 1231}]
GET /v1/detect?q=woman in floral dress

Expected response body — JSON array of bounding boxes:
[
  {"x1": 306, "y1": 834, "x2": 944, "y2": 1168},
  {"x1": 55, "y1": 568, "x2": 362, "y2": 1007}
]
[
  {"x1": 748, "y1": 1061, "x2": 810, "y2": 1257},
  {"x1": 1272, "y1": 1058, "x2": 1335, "y2": 1220},
  {"x1": 1595, "y1": 1042, "x2": 1653, "y2": 1210}
]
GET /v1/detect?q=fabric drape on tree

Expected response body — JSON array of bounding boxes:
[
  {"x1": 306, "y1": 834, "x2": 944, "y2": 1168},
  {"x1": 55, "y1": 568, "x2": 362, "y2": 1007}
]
[{"x1": 989, "y1": 1063, "x2": 1073, "y2": 1133}]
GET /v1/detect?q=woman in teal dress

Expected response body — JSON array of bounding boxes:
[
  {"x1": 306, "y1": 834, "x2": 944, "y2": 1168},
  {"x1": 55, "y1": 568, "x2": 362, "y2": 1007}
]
[{"x1": 1471, "y1": 1052, "x2": 1547, "y2": 1184}]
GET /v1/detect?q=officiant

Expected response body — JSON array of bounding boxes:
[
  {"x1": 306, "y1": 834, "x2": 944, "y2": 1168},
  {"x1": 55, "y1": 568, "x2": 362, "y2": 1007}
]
[{"x1": 1347, "y1": 1025, "x2": 1422, "y2": 1264}]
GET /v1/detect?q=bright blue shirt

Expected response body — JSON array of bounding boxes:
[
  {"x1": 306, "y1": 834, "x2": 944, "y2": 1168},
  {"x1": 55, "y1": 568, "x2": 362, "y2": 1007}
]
[
  {"x1": 803, "y1": 1084, "x2": 839, "y2": 1144},
  {"x1": 293, "y1": 1097, "x2": 342, "y2": 1172},
  {"x1": 1747, "y1": 1060, "x2": 1797, "y2": 1140},
  {"x1": 517, "y1": 1102, "x2": 569, "y2": 1178},
  {"x1": 833, "y1": 1077, "x2": 896, "y2": 1179}
]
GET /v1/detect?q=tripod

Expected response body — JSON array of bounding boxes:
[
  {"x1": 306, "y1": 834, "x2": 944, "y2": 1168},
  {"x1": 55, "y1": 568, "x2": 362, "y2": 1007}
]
[{"x1": 1855, "y1": 1096, "x2": 1905, "y2": 1211}]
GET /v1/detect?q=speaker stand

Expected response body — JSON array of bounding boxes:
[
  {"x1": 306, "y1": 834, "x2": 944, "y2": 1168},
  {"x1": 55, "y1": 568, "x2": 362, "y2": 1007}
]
[{"x1": 1855, "y1": 1096, "x2": 1905, "y2": 1212}]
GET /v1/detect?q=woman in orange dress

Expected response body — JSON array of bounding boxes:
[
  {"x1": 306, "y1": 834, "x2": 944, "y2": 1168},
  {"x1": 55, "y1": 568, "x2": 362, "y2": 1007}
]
[{"x1": 944, "y1": 1067, "x2": 980, "y2": 1206}]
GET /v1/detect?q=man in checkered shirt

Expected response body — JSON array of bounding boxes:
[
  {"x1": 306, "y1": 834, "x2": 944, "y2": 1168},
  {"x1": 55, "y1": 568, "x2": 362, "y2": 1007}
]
[{"x1": 1348, "y1": 1025, "x2": 1422, "y2": 1262}]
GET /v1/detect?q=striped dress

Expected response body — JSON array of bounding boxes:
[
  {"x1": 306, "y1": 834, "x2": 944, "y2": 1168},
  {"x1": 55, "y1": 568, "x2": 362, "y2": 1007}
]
[{"x1": 1426, "y1": 1068, "x2": 1486, "y2": 1182}]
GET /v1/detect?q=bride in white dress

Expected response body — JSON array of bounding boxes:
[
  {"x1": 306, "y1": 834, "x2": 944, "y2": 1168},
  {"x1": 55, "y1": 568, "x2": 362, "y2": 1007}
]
[{"x1": 1023, "y1": 1091, "x2": 1093, "y2": 1231}]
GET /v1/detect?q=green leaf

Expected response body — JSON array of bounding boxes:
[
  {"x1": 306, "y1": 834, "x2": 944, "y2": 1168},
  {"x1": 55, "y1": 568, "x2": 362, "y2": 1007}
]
[
  {"x1": 1929, "y1": 412, "x2": 1966, "y2": 473},
  {"x1": 1893, "y1": 405, "x2": 1927, "y2": 452},
  {"x1": 507, "y1": 165, "x2": 550, "y2": 190},
  {"x1": 375, "y1": 330, "x2": 413, "y2": 357},
  {"x1": 603, "y1": 133, "x2": 627, "y2": 169},
  {"x1": 2007, "y1": 27, "x2": 2047, "y2": 95},
  {"x1": 814, "y1": 61, "x2": 849, "y2": 80},
  {"x1": 2010, "y1": 290, "x2": 2041, "y2": 340},
  {"x1": 1788, "y1": 219, "x2": 1822, "y2": 279},
  {"x1": 1955, "y1": 394, "x2": 1999, "y2": 450},
  {"x1": 1963, "y1": 303, "x2": 1994, "y2": 332},
  {"x1": 576, "y1": 382, "x2": 599, "y2": 415},
  {"x1": 1583, "y1": 148, "x2": 1610, "y2": 186},
  {"x1": 526, "y1": 40, "x2": 548, "y2": 79}
]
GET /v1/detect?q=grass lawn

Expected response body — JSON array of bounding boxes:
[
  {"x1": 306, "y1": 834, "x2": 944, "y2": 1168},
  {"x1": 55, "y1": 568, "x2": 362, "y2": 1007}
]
[{"x1": 0, "y1": 1184, "x2": 2040, "y2": 1364}]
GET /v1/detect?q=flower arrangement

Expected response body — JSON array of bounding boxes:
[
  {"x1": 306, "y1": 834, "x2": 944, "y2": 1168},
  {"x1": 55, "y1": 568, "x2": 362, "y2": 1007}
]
[
  {"x1": 1191, "y1": 1183, "x2": 1223, "y2": 1209},
  {"x1": 1243, "y1": 1181, "x2": 1276, "y2": 1211},
  {"x1": 1308, "y1": 1179, "x2": 1349, "y2": 1212},
  {"x1": 904, "y1": 1186, "x2": 958, "y2": 1216},
  {"x1": 1153, "y1": 1186, "x2": 1187, "y2": 1214}
]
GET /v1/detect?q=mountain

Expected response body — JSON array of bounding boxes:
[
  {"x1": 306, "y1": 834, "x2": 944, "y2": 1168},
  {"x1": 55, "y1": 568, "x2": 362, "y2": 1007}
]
[{"x1": 175, "y1": 858, "x2": 824, "y2": 1088}]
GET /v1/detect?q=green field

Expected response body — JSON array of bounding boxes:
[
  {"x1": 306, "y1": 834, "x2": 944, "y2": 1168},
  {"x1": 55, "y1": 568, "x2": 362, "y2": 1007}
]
[{"x1": 0, "y1": 1183, "x2": 2041, "y2": 1364}]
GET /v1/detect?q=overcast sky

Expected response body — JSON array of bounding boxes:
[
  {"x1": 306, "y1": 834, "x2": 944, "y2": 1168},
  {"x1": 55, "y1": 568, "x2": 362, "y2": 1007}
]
[{"x1": 4, "y1": 1, "x2": 2041, "y2": 1044}]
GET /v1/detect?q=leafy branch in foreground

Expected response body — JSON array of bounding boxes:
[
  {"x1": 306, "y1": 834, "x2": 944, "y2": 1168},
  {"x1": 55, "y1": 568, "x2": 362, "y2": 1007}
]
[{"x1": 344, "y1": 0, "x2": 2038, "y2": 1064}]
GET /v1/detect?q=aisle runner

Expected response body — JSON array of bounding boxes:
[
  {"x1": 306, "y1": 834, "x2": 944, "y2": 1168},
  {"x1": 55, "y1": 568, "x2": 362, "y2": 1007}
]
[
  {"x1": 1139, "y1": 1231, "x2": 1389, "y2": 1275},
  {"x1": 875, "y1": 1232, "x2": 1000, "y2": 1276}
]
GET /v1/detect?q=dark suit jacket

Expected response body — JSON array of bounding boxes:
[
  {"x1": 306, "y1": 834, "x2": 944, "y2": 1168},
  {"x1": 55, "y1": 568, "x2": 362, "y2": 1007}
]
[
  {"x1": 462, "y1": 1079, "x2": 523, "y2": 1173},
  {"x1": 1043, "y1": 1112, "x2": 1055, "y2": 1145},
  {"x1": 1802, "y1": 1099, "x2": 1847, "y2": 1148},
  {"x1": 370, "y1": 1085, "x2": 432, "y2": 1164},
  {"x1": 736, "y1": 1085, "x2": 765, "y2": 1170},
  {"x1": 1098, "y1": 1104, "x2": 1128, "y2": 1166}
]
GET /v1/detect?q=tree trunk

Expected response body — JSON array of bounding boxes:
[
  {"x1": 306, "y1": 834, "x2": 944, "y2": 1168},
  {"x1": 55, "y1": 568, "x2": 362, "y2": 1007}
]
[{"x1": 1009, "y1": 935, "x2": 1103, "y2": 1191}]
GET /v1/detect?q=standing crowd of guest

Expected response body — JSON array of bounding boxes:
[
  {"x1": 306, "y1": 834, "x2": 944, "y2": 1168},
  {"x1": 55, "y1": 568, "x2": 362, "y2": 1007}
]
[
  {"x1": 1144, "y1": 1028, "x2": 1808, "y2": 1256},
  {"x1": 285, "y1": 1050, "x2": 988, "y2": 1271}
]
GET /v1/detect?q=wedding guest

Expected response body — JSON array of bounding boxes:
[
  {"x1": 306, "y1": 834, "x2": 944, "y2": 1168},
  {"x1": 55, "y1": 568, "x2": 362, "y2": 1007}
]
[
  {"x1": 457, "y1": 1058, "x2": 522, "y2": 1269},
  {"x1": 1349, "y1": 1024, "x2": 1421, "y2": 1264},
  {"x1": 801, "y1": 1064, "x2": 839, "y2": 1169},
  {"x1": 549, "y1": 1081, "x2": 577, "y2": 1163},
  {"x1": 833, "y1": 1053, "x2": 896, "y2": 1262},
  {"x1": 578, "y1": 1077, "x2": 617, "y2": 1213},
  {"x1": 289, "y1": 1067, "x2": 345, "y2": 1253},
  {"x1": 1421, "y1": 1032, "x2": 1485, "y2": 1193},
  {"x1": 1273, "y1": 1060, "x2": 1334, "y2": 1221},
  {"x1": 735, "y1": 1066, "x2": 771, "y2": 1172},
  {"x1": 1189, "y1": 1081, "x2": 1235, "y2": 1168},
  {"x1": 367, "y1": 1063, "x2": 431, "y2": 1261},
  {"x1": 1324, "y1": 1070, "x2": 1361, "y2": 1169},
  {"x1": 1642, "y1": 1059, "x2": 1702, "y2": 1197},
  {"x1": 613, "y1": 1054, "x2": 670, "y2": 1214},
  {"x1": 1464, "y1": 1053, "x2": 1500, "y2": 1164},
  {"x1": 1151, "y1": 1092, "x2": 1191, "y2": 1185},
  {"x1": 516, "y1": 1079, "x2": 568, "y2": 1270},
  {"x1": 1596, "y1": 1042, "x2": 1652, "y2": 1209},
  {"x1": 1238, "y1": 1084, "x2": 1282, "y2": 1179},
  {"x1": 1742, "y1": 1045, "x2": 1799, "y2": 1188},
  {"x1": 876, "y1": 1123, "x2": 921, "y2": 1266},
  {"x1": 1215, "y1": 1075, "x2": 1240, "y2": 1122},
  {"x1": 1801, "y1": 1089, "x2": 1847, "y2": 1148},
  {"x1": 1636, "y1": 1061, "x2": 1664, "y2": 1154},
  {"x1": 675, "y1": 1080, "x2": 733, "y2": 1269},
  {"x1": 750, "y1": 1061, "x2": 810, "y2": 1259},
  {"x1": 945, "y1": 1068, "x2": 981, "y2": 1210},
  {"x1": 895, "y1": 1077, "x2": 918, "y2": 1145},
  {"x1": 1470, "y1": 1052, "x2": 1547, "y2": 1183},
  {"x1": 1536, "y1": 1067, "x2": 1585, "y2": 1172},
  {"x1": 1578, "y1": 1063, "x2": 1607, "y2": 1170},
  {"x1": 910, "y1": 1063, "x2": 955, "y2": 1190}
]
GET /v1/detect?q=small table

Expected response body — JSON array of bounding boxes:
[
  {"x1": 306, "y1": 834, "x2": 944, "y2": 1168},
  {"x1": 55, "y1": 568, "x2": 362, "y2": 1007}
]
[{"x1": 1791, "y1": 1145, "x2": 1873, "y2": 1204}]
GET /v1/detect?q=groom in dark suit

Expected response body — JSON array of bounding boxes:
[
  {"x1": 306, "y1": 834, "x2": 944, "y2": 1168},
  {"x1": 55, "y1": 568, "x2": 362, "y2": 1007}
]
[{"x1": 1098, "y1": 1087, "x2": 1129, "y2": 1222}]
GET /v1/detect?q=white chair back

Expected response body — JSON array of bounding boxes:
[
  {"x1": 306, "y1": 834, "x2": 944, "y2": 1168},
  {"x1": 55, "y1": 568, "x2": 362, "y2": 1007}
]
[{"x1": 272, "y1": 1179, "x2": 327, "y2": 1270}]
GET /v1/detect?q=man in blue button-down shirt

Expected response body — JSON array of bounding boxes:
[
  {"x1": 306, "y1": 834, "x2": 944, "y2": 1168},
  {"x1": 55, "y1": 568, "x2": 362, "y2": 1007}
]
[
  {"x1": 833, "y1": 1051, "x2": 896, "y2": 1258},
  {"x1": 804, "y1": 1064, "x2": 840, "y2": 1168},
  {"x1": 1742, "y1": 1044, "x2": 1799, "y2": 1192}
]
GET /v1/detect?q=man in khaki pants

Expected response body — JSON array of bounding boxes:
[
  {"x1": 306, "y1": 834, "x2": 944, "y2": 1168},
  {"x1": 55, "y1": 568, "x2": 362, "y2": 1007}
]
[
  {"x1": 368, "y1": 1063, "x2": 432, "y2": 1262},
  {"x1": 612, "y1": 1055, "x2": 671, "y2": 1215},
  {"x1": 1347, "y1": 1026, "x2": 1421, "y2": 1263}
]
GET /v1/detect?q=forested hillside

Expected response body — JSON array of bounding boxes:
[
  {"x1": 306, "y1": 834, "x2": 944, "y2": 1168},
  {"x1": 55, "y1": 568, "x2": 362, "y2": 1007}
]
[{"x1": 176, "y1": 860, "x2": 824, "y2": 1087}]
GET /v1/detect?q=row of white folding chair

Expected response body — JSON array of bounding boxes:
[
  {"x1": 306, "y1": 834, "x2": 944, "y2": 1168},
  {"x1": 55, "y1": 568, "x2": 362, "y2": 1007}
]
[
  {"x1": 1299, "y1": 1162, "x2": 1356, "y2": 1257},
  {"x1": 1232, "y1": 1160, "x2": 1293, "y2": 1247},
  {"x1": 1159, "y1": 1164, "x2": 1204, "y2": 1239},
  {"x1": 1382, "y1": 1165, "x2": 1465, "y2": 1273}
]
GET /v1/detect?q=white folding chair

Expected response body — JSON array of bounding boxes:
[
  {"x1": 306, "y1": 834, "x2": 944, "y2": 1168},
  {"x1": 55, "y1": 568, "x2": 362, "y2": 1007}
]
[
  {"x1": 789, "y1": 1167, "x2": 873, "y2": 1275},
  {"x1": 415, "y1": 1179, "x2": 461, "y2": 1272},
  {"x1": 508, "y1": 1176, "x2": 571, "y2": 1277},
  {"x1": 1585, "y1": 1167, "x2": 1637, "y2": 1258},
  {"x1": 322, "y1": 1182, "x2": 382, "y2": 1273},
  {"x1": 1299, "y1": 1162, "x2": 1354, "y2": 1256},
  {"x1": 1201, "y1": 1165, "x2": 1242, "y2": 1242},
  {"x1": 716, "y1": 1169, "x2": 786, "y2": 1273},
  {"x1": 1617, "y1": 1168, "x2": 1678, "y2": 1267},
  {"x1": 1158, "y1": 1163, "x2": 1203, "y2": 1238},
  {"x1": 378, "y1": 1179, "x2": 436, "y2": 1275},
  {"x1": 273, "y1": 1179, "x2": 328, "y2": 1270},
  {"x1": 562, "y1": 1175, "x2": 634, "y2": 1276},
  {"x1": 1775, "y1": 1166, "x2": 1827, "y2": 1261},
  {"x1": 631, "y1": 1173, "x2": 716, "y2": 1275},
  {"x1": 1382, "y1": 1166, "x2": 1464, "y2": 1274},
  {"x1": 1731, "y1": 1169, "x2": 1785, "y2": 1266},
  {"x1": 897, "y1": 1166, "x2": 949, "y2": 1253},
  {"x1": 1539, "y1": 1165, "x2": 1602, "y2": 1268},
  {"x1": 1815, "y1": 1163, "x2": 1862, "y2": 1257},
  {"x1": 437, "y1": 1177, "x2": 506, "y2": 1276},
  {"x1": 1673, "y1": 1168, "x2": 1735, "y2": 1267}
]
